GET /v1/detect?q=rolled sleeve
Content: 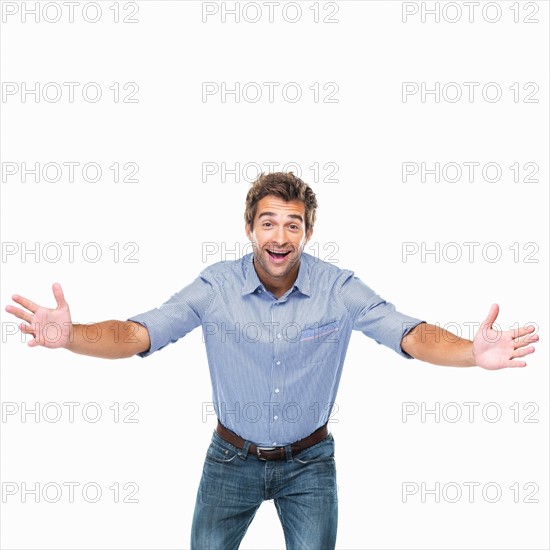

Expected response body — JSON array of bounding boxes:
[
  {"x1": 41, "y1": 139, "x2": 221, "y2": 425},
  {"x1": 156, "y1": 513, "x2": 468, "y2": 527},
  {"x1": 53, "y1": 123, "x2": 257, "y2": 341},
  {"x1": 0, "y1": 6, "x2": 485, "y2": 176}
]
[
  {"x1": 340, "y1": 274, "x2": 425, "y2": 359},
  {"x1": 127, "y1": 275, "x2": 213, "y2": 358}
]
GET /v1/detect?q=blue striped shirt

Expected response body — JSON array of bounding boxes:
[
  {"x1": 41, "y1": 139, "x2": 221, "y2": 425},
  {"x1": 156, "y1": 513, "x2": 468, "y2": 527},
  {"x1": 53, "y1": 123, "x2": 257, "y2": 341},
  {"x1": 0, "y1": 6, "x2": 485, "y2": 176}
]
[{"x1": 128, "y1": 252, "x2": 425, "y2": 446}]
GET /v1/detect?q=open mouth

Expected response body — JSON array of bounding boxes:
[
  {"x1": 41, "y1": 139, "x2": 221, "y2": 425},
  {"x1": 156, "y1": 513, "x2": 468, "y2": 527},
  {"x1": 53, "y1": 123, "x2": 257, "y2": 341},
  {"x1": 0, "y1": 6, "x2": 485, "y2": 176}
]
[{"x1": 266, "y1": 250, "x2": 291, "y2": 261}]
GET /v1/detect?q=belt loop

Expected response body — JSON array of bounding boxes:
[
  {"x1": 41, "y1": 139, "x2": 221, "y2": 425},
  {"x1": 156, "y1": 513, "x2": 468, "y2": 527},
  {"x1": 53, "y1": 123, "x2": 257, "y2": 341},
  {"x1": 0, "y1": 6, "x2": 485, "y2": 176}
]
[
  {"x1": 239, "y1": 440, "x2": 251, "y2": 460},
  {"x1": 284, "y1": 444, "x2": 293, "y2": 462}
]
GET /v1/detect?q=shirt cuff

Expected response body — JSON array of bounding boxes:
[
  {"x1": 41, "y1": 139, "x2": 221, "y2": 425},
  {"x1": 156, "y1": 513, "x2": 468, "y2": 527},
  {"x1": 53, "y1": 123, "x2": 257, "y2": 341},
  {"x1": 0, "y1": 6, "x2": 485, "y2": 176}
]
[
  {"x1": 399, "y1": 319, "x2": 426, "y2": 359},
  {"x1": 126, "y1": 310, "x2": 170, "y2": 358}
]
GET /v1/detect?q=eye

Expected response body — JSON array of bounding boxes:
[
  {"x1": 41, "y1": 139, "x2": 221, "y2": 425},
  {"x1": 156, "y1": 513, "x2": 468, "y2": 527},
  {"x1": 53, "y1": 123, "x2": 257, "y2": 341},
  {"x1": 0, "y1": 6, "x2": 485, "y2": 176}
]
[
  {"x1": 289, "y1": 224, "x2": 299, "y2": 230},
  {"x1": 262, "y1": 222, "x2": 273, "y2": 228}
]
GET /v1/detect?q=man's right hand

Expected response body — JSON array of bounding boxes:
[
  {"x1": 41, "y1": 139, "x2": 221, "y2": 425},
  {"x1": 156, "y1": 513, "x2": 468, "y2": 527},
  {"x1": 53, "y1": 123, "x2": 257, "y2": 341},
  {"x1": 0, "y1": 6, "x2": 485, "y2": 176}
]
[
  {"x1": 5, "y1": 282, "x2": 72, "y2": 349},
  {"x1": 5, "y1": 283, "x2": 150, "y2": 358}
]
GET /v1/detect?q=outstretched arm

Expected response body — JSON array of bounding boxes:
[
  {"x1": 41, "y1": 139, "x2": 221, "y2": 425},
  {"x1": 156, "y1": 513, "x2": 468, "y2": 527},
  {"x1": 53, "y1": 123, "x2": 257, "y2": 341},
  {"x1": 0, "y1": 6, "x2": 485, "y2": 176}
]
[
  {"x1": 5, "y1": 283, "x2": 150, "y2": 359},
  {"x1": 401, "y1": 304, "x2": 538, "y2": 370}
]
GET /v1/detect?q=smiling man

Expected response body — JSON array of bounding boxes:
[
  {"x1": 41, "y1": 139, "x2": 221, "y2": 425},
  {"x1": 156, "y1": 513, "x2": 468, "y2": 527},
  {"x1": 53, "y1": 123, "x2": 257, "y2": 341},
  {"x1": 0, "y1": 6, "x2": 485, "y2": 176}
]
[
  {"x1": 245, "y1": 188, "x2": 313, "y2": 298},
  {"x1": 5, "y1": 172, "x2": 539, "y2": 550}
]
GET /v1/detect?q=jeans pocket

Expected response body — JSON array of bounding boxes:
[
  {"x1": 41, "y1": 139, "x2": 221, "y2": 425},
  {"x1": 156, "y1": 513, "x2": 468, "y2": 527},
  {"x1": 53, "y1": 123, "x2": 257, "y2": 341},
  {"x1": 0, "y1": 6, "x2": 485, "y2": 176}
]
[
  {"x1": 205, "y1": 436, "x2": 240, "y2": 464},
  {"x1": 292, "y1": 435, "x2": 335, "y2": 465},
  {"x1": 200, "y1": 445, "x2": 260, "y2": 506},
  {"x1": 289, "y1": 436, "x2": 338, "y2": 503}
]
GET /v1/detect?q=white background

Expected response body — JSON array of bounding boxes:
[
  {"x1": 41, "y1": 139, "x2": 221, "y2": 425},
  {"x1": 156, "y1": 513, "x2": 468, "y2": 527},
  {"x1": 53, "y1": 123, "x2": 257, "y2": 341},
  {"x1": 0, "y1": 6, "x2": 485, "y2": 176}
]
[{"x1": 1, "y1": 1, "x2": 548, "y2": 549}]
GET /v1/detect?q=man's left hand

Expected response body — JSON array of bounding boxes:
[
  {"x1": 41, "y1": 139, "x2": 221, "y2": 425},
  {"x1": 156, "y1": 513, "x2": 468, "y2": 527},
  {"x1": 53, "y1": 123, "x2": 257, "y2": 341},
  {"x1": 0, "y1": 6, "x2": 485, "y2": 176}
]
[{"x1": 473, "y1": 304, "x2": 539, "y2": 370}]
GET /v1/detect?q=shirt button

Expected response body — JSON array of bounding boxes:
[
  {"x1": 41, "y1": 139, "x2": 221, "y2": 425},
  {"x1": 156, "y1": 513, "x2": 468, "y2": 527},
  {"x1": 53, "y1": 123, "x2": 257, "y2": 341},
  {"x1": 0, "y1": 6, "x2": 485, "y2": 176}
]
[
  {"x1": 258, "y1": 289, "x2": 262, "y2": 293},
  {"x1": 274, "y1": 415, "x2": 278, "y2": 420},
  {"x1": 276, "y1": 333, "x2": 282, "y2": 339},
  {"x1": 274, "y1": 388, "x2": 280, "y2": 393},
  {"x1": 276, "y1": 361, "x2": 281, "y2": 365}
]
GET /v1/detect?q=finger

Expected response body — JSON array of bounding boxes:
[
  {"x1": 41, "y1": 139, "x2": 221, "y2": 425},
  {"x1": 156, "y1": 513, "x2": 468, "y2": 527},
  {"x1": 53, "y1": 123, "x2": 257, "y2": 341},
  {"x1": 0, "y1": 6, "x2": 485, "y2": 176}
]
[
  {"x1": 5, "y1": 305, "x2": 33, "y2": 324},
  {"x1": 11, "y1": 294, "x2": 39, "y2": 314},
  {"x1": 507, "y1": 359, "x2": 527, "y2": 368},
  {"x1": 514, "y1": 334, "x2": 539, "y2": 348},
  {"x1": 511, "y1": 346, "x2": 535, "y2": 358},
  {"x1": 481, "y1": 303, "x2": 499, "y2": 330},
  {"x1": 511, "y1": 325, "x2": 537, "y2": 340},
  {"x1": 52, "y1": 282, "x2": 67, "y2": 309},
  {"x1": 28, "y1": 338, "x2": 39, "y2": 348},
  {"x1": 20, "y1": 323, "x2": 36, "y2": 335}
]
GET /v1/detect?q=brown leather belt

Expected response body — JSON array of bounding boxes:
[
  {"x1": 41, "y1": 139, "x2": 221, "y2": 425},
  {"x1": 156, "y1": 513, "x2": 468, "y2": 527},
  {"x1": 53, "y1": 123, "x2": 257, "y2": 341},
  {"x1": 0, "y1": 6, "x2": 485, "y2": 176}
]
[{"x1": 216, "y1": 420, "x2": 329, "y2": 461}]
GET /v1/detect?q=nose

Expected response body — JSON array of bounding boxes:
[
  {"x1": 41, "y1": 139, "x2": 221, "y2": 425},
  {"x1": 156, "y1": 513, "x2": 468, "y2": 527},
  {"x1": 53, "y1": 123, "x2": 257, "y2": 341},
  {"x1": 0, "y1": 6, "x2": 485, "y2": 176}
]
[{"x1": 273, "y1": 225, "x2": 286, "y2": 245}]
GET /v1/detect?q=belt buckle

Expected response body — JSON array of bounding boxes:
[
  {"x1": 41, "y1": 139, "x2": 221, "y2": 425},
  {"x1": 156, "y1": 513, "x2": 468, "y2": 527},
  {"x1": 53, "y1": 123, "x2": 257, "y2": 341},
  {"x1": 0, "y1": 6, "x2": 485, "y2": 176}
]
[{"x1": 256, "y1": 446, "x2": 276, "y2": 461}]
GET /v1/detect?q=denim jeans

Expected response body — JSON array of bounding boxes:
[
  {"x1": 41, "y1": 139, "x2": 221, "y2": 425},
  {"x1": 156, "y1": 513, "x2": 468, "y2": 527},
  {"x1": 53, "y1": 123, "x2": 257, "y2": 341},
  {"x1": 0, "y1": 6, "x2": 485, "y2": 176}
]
[{"x1": 190, "y1": 430, "x2": 338, "y2": 550}]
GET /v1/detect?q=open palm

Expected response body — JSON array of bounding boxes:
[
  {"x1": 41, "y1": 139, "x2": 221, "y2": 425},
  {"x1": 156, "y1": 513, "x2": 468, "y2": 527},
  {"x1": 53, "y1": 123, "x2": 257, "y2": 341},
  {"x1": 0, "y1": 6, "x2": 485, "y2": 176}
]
[
  {"x1": 5, "y1": 283, "x2": 72, "y2": 348},
  {"x1": 473, "y1": 304, "x2": 538, "y2": 370}
]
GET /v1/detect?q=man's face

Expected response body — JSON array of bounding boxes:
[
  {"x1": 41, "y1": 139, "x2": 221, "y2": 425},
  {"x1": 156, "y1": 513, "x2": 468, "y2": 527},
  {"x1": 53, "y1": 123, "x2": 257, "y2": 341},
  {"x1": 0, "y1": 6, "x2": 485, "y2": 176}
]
[{"x1": 245, "y1": 195, "x2": 312, "y2": 285}]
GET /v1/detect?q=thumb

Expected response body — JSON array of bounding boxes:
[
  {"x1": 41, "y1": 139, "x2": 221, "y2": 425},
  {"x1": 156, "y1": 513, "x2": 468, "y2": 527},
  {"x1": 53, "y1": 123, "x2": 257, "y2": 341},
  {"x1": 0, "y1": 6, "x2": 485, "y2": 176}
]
[
  {"x1": 481, "y1": 303, "x2": 499, "y2": 331},
  {"x1": 52, "y1": 282, "x2": 67, "y2": 309}
]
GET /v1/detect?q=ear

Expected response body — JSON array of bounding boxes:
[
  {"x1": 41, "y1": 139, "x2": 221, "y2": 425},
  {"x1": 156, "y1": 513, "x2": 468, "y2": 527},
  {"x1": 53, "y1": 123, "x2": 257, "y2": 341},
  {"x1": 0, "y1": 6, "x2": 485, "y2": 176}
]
[
  {"x1": 245, "y1": 222, "x2": 252, "y2": 241},
  {"x1": 305, "y1": 226, "x2": 313, "y2": 244}
]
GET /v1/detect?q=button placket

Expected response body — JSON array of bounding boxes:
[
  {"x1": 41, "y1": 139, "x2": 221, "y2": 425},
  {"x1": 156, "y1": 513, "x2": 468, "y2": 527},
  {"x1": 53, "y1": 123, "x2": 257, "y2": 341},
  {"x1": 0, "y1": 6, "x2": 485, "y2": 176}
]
[{"x1": 270, "y1": 299, "x2": 284, "y2": 443}]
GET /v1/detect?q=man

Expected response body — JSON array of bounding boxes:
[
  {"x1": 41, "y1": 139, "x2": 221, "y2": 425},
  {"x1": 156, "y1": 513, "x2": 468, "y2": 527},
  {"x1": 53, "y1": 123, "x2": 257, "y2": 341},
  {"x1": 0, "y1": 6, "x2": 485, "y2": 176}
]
[{"x1": 5, "y1": 172, "x2": 539, "y2": 549}]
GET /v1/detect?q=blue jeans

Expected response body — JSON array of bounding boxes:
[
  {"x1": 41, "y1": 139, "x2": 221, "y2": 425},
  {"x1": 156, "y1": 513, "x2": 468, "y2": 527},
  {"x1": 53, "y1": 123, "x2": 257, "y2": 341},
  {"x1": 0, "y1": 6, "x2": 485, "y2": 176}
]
[{"x1": 191, "y1": 430, "x2": 338, "y2": 550}]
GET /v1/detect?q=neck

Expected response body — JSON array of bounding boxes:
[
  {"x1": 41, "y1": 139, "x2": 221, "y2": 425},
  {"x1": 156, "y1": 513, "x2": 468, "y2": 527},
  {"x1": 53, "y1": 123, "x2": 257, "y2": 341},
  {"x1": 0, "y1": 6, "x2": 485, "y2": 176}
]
[{"x1": 253, "y1": 259, "x2": 300, "y2": 299}]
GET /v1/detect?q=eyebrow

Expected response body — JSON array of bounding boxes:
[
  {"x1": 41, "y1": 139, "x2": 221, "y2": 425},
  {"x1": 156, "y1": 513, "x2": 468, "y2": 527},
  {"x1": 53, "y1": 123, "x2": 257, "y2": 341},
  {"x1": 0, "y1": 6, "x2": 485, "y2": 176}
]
[{"x1": 258, "y1": 212, "x2": 304, "y2": 223}]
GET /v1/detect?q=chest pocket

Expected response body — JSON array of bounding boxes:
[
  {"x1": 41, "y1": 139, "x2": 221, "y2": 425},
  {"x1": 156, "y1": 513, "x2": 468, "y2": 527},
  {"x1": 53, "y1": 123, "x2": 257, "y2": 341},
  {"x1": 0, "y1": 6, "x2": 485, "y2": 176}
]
[{"x1": 297, "y1": 320, "x2": 340, "y2": 365}]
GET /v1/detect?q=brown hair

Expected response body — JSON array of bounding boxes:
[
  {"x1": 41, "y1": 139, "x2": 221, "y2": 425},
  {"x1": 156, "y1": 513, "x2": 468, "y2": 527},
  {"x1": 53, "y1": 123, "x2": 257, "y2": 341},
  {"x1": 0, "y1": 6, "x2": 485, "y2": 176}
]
[{"x1": 244, "y1": 172, "x2": 318, "y2": 233}]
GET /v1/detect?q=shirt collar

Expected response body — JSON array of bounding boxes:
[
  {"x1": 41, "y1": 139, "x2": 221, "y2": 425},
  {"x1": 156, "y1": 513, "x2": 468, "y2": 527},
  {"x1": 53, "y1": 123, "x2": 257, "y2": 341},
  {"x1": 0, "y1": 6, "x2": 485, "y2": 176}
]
[{"x1": 241, "y1": 252, "x2": 311, "y2": 297}]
